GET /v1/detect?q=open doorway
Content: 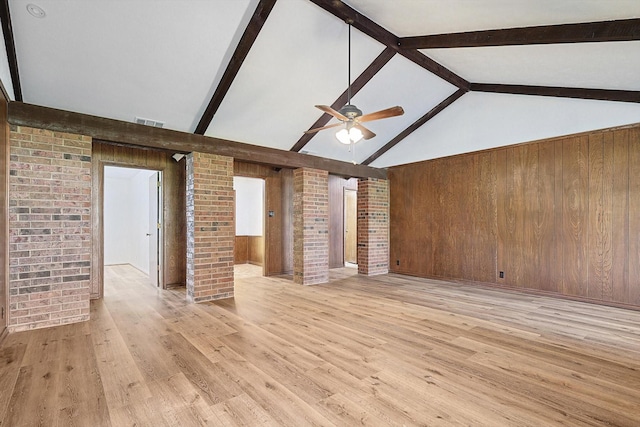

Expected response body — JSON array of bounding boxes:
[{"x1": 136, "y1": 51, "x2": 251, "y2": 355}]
[
  {"x1": 344, "y1": 188, "x2": 357, "y2": 267},
  {"x1": 104, "y1": 166, "x2": 162, "y2": 288},
  {"x1": 233, "y1": 176, "x2": 265, "y2": 279}
]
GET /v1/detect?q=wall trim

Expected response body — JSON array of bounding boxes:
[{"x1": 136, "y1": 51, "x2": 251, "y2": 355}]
[{"x1": 390, "y1": 270, "x2": 640, "y2": 313}]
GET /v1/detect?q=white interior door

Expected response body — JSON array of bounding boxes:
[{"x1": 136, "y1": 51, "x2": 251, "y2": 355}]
[{"x1": 148, "y1": 172, "x2": 161, "y2": 287}]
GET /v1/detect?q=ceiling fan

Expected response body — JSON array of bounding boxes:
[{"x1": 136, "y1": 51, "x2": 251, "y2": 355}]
[{"x1": 305, "y1": 21, "x2": 404, "y2": 145}]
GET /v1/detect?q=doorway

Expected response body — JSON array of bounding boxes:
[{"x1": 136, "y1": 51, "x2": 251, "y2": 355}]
[
  {"x1": 233, "y1": 176, "x2": 265, "y2": 278},
  {"x1": 104, "y1": 166, "x2": 162, "y2": 288},
  {"x1": 344, "y1": 188, "x2": 357, "y2": 265}
]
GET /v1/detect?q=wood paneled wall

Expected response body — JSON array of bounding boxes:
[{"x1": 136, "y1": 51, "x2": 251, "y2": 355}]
[
  {"x1": 328, "y1": 175, "x2": 358, "y2": 268},
  {"x1": 234, "y1": 162, "x2": 293, "y2": 275},
  {"x1": 0, "y1": 90, "x2": 8, "y2": 338},
  {"x1": 235, "y1": 236, "x2": 249, "y2": 264},
  {"x1": 91, "y1": 141, "x2": 186, "y2": 298},
  {"x1": 389, "y1": 123, "x2": 640, "y2": 308},
  {"x1": 234, "y1": 236, "x2": 264, "y2": 266},
  {"x1": 248, "y1": 236, "x2": 264, "y2": 266}
]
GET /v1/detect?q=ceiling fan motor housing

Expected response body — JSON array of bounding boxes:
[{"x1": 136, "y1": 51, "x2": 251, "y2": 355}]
[{"x1": 339, "y1": 104, "x2": 363, "y2": 119}]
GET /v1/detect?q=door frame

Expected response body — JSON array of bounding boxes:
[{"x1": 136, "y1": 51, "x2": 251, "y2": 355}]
[
  {"x1": 233, "y1": 175, "x2": 267, "y2": 276},
  {"x1": 343, "y1": 188, "x2": 358, "y2": 265},
  {"x1": 149, "y1": 171, "x2": 163, "y2": 288},
  {"x1": 98, "y1": 164, "x2": 164, "y2": 293},
  {"x1": 91, "y1": 142, "x2": 187, "y2": 300}
]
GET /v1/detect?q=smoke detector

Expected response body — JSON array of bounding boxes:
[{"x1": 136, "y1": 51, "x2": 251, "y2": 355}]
[{"x1": 135, "y1": 117, "x2": 164, "y2": 128}]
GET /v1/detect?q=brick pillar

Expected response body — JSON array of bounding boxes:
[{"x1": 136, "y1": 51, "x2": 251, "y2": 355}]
[
  {"x1": 357, "y1": 178, "x2": 389, "y2": 276},
  {"x1": 8, "y1": 126, "x2": 92, "y2": 331},
  {"x1": 293, "y1": 168, "x2": 329, "y2": 285},
  {"x1": 186, "y1": 152, "x2": 234, "y2": 302}
]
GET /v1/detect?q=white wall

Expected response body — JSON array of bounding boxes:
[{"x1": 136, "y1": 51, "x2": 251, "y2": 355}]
[
  {"x1": 104, "y1": 167, "x2": 157, "y2": 274},
  {"x1": 234, "y1": 176, "x2": 264, "y2": 236}
]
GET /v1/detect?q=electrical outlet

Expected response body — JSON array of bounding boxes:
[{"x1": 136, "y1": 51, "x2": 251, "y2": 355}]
[{"x1": 499, "y1": 271, "x2": 504, "y2": 278}]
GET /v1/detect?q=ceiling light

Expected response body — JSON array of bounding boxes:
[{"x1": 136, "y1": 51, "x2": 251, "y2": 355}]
[
  {"x1": 26, "y1": 4, "x2": 46, "y2": 18},
  {"x1": 336, "y1": 127, "x2": 363, "y2": 145}
]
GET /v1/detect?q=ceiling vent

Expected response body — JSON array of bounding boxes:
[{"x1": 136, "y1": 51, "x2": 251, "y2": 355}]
[{"x1": 135, "y1": 117, "x2": 164, "y2": 128}]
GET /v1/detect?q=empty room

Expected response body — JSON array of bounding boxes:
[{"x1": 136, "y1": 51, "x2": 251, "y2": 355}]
[{"x1": 1, "y1": 1, "x2": 640, "y2": 426}]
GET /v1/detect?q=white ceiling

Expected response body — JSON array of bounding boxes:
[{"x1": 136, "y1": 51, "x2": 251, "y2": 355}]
[{"x1": 4, "y1": 0, "x2": 640, "y2": 168}]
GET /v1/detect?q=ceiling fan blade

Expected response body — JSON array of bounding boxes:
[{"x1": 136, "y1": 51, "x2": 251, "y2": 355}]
[
  {"x1": 316, "y1": 105, "x2": 348, "y2": 121},
  {"x1": 358, "y1": 106, "x2": 404, "y2": 123},
  {"x1": 304, "y1": 122, "x2": 343, "y2": 134},
  {"x1": 355, "y1": 124, "x2": 376, "y2": 140}
]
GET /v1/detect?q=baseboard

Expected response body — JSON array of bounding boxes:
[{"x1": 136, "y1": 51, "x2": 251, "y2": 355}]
[{"x1": 388, "y1": 269, "x2": 640, "y2": 312}]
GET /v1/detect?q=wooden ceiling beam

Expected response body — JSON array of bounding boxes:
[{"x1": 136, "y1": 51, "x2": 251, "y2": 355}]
[
  {"x1": 308, "y1": 0, "x2": 469, "y2": 89},
  {"x1": 0, "y1": 0, "x2": 21, "y2": 101},
  {"x1": 9, "y1": 102, "x2": 386, "y2": 179},
  {"x1": 471, "y1": 83, "x2": 640, "y2": 103},
  {"x1": 290, "y1": 47, "x2": 395, "y2": 152},
  {"x1": 399, "y1": 18, "x2": 640, "y2": 49},
  {"x1": 194, "y1": 0, "x2": 277, "y2": 135},
  {"x1": 362, "y1": 89, "x2": 467, "y2": 166}
]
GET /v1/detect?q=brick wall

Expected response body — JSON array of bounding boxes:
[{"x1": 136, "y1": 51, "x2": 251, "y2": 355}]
[
  {"x1": 358, "y1": 178, "x2": 389, "y2": 276},
  {"x1": 8, "y1": 126, "x2": 91, "y2": 331},
  {"x1": 293, "y1": 168, "x2": 329, "y2": 285},
  {"x1": 186, "y1": 152, "x2": 234, "y2": 302}
]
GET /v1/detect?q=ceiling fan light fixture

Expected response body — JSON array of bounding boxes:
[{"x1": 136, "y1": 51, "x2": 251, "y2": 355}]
[{"x1": 336, "y1": 126, "x2": 363, "y2": 145}]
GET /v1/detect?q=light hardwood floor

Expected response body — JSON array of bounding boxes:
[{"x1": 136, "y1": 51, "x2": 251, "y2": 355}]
[{"x1": 1, "y1": 264, "x2": 640, "y2": 426}]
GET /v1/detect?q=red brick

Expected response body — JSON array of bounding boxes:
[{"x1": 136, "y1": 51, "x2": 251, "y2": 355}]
[{"x1": 8, "y1": 126, "x2": 92, "y2": 332}]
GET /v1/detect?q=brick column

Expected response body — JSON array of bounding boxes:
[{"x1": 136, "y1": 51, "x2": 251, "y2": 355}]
[
  {"x1": 186, "y1": 152, "x2": 234, "y2": 302},
  {"x1": 357, "y1": 178, "x2": 389, "y2": 276},
  {"x1": 8, "y1": 126, "x2": 92, "y2": 331},
  {"x1": 293, "y1": 168, "x2": 329, "y2": 285}
]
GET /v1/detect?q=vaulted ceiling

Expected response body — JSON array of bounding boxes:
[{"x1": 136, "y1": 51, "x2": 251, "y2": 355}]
[{"x1": 2, "y1": 0, "x2": 639, "y2": 168}]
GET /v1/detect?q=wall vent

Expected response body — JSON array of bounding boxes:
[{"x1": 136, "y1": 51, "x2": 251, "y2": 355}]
[{"x1": 135, "y1": 117, "x2": 164, "y2": 128}]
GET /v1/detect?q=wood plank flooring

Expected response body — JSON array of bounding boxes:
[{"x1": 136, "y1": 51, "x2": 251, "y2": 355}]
[{"x1": 1, "y1": 264, "x2": 640, "y2": 426}]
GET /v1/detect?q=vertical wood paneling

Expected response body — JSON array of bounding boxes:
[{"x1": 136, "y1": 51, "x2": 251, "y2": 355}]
[
  {"x1": 562, "y1": 136, "x2": 589, "y2": 297},
  {"x1": 587, "y1": 133, "x2": 604, "y2": 300},
  {"x1": 629, "y1": 126, "x2": 640, "y2": 306},
  {"x1": 265, "y1": 174, "x2": 282, "y2": 275},
  {"x1": 457, "y1": 156, "x2": 474, "y2": 280},
  {"x1": 611, "y1": 129, "x2": 629, "y2": 303},
  {"x1": 537, "y1": 141, "x2": 556, "y2": 291},
  {"x1": 503, "y1": 145, "x2": 539, "y2": 287},
  {"x1": 522, "y1": 144, "x2": 540, "y2": 289},
  {"x1": 419, "y1": 163, "x2": 435, "y2": 276},
  {"x1": 248, "y1": 236, "x2": 264, "y2": 266},
  {"x1": 389, "y1": 123, "x2": 640, "y2": 308},
  {"x1": 495, "y1": 148, "x2": 508, "y2": 284},
  {"x1": 552, "y1": 141, "x2": 564, "y2": 293},
  {"x1": 601, "y1": 131, "x2": 614, "y2": 301},
  {"x1": 234, "y1": 236, "x2": 248, "y2": 264},
  {"x1": 90, "y1": 146, "x2": 105, "y2": 297},
  {"x1": 163, "y1": 155, "x2": 186, "y2": 287},
  {"x1": 503, "y1": 147, "x2": 518, "y2": 286},
  {"x1": 281, "y1": 169, "x2": 294, "y2": 274},
  {"x1": 472, "y1": 152, "x2": 497, "y2": 283}
]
